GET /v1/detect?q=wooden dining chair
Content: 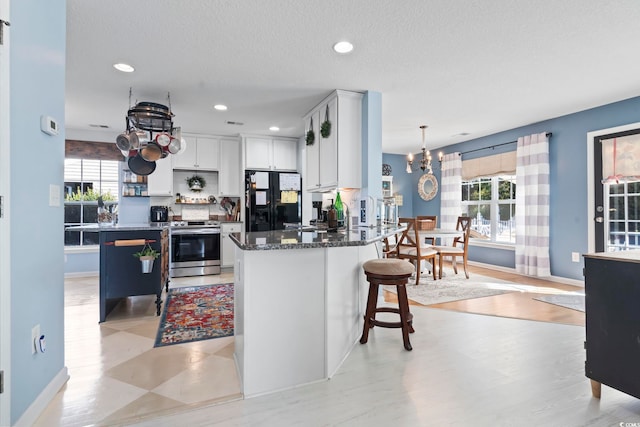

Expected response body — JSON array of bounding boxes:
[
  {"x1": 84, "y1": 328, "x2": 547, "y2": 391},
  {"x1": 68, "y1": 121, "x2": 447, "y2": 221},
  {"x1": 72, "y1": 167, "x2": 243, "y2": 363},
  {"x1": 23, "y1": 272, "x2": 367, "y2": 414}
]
[
  {"x1": 395, "y1": 217, "x2": 437, "y2": 283},
  {"x1": 416, "y1": 215, "x2": 438, "y2": 245},
  {"x1": 434, "y1": 216, "x2": 471, "y2": 279}
]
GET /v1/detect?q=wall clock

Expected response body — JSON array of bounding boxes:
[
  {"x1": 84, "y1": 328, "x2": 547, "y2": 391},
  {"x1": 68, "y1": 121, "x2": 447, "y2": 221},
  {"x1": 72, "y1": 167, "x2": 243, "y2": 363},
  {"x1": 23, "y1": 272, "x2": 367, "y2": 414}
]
[{"x1": 382, "y1": 163, "x2": 392, "y2": 176}]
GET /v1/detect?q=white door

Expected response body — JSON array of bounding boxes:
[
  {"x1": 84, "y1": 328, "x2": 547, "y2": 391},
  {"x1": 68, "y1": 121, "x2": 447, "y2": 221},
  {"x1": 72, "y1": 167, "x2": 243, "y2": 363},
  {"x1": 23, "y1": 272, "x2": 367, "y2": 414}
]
[{"x1": 0, "y1": 2, "x2": 10, "y2": 423}]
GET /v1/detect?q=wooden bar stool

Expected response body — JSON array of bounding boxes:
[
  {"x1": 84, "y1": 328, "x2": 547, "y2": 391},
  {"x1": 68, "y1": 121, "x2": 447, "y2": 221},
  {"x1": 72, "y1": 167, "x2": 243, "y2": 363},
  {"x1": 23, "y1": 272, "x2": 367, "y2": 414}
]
[{"x1": 360, "y1": 258, "x2": 416, "y2": 351}]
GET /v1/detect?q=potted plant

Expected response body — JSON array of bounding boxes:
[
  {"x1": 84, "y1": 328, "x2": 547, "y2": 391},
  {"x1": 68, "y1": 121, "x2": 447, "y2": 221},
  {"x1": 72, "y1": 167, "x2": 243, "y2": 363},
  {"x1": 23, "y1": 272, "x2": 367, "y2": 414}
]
[
  {"x1": 133, "y1": 244, "x2": 160, "y2": 273},
  {"x1": 186, "y1": 175, "x2": 206, "y2": 192}
]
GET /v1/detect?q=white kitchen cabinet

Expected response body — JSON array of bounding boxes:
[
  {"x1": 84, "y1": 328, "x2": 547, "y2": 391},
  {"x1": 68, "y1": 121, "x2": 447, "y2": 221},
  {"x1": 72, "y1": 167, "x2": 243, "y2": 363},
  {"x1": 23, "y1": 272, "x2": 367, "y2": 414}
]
[
  {"x1": 304, "y1": 90, "x2": 363, "y2": 192},
  {"x1": 173, "y1": 135, "x2": 220, "y2": 170},
  {"x1": 244, "y1": 136, "x2": 297, "y2": 171},
  {"x1": 219, "y1": 138, "x2": 242, "y2": 196},
  {"x1": 272, "y1": 138, "x2": 298, "y2": 171},
  {"x1": 221, "y1": 222, "x2": 242, "y2": 267},
  {"x1": 147, "y1": 156, "x2": 173, "y2": 196}
]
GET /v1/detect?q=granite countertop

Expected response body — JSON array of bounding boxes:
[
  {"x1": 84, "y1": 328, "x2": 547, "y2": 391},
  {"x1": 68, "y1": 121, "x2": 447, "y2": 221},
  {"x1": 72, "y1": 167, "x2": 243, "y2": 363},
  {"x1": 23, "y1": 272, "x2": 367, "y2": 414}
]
[
  {"x1": 230, "y1": 225, "x2": 405, "y2": 251},
  {"x1": 65, "y1": 223, "x2": 169, "y2": 232}
]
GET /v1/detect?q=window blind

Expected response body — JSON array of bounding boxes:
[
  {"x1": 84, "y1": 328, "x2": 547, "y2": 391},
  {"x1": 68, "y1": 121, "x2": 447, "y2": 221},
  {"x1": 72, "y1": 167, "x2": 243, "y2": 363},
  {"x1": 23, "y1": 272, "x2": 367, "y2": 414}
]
[{"x1": 462, "y1": 151, "x2": 516, "y2": 180}]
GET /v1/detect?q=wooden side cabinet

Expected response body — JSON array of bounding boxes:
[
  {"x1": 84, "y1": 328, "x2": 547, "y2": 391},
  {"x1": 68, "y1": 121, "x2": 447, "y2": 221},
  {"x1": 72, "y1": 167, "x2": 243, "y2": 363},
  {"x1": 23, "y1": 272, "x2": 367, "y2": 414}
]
[{"x1": 583, "y1": 251, "x2": 640, "y2": 400}]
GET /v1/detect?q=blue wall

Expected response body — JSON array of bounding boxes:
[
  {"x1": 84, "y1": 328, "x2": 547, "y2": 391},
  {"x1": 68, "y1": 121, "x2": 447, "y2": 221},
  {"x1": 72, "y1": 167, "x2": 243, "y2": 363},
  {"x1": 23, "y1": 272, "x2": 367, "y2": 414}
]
[
  {"x1": 9, "y1": 0, "x2": 67, "y2": 423},
  {"x1": 385, "y1": 95, "x2": 640, "y2": 280}
]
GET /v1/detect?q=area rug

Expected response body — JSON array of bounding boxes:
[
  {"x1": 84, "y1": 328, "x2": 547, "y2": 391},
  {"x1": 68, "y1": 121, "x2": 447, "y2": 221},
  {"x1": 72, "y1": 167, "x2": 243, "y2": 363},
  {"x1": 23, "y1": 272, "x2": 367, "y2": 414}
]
[
  {"x1": 384, "y1": 274, "x2": 516, "y2": 306},
  {"x1": 154, "y1": 283, "x2": 234, "y2": 347},
  {"x1": 533, "y1": 294, "x2": 585, "y2": 312}
]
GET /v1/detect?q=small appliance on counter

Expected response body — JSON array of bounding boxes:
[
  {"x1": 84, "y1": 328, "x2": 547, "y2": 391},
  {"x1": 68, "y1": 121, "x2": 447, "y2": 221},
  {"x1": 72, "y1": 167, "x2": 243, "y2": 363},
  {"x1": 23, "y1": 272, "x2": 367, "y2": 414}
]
[{"x1": 150, "y1": 205, "x2": 169, "y2": 223}]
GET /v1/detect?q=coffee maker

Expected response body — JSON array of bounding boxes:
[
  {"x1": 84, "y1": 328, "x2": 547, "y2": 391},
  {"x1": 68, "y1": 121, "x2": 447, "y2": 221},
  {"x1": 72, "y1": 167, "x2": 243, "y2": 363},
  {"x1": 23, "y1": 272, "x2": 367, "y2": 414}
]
[{"x1": 312, "y1": 201, "x2": 324, "y2": 223}]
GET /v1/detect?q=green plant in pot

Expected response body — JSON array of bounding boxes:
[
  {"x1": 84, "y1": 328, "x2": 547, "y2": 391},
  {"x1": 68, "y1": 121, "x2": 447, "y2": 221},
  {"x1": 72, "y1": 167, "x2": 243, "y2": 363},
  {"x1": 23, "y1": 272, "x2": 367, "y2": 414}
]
[
  {"x1": 133, "y1": 244, "x2": 160, "y2": 260},
  {"x1": 186, "y1": 175, "x2": 206, "y2": 192},
  {"x1": 133, "y1": 244, "x2": 160, "y2": 274}
]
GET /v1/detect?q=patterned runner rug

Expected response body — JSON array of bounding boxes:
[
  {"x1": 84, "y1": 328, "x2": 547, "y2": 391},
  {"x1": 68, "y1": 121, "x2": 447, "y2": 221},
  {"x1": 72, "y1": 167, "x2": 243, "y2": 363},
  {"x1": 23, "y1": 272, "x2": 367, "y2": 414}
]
[{"x1": 154, "y1": 283, "x2": 234, "y2": 347}]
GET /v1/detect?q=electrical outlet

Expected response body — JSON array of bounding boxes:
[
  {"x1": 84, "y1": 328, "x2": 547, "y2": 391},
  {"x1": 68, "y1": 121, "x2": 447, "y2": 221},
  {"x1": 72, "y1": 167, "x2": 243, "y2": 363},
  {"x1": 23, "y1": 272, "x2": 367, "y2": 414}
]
[
  {"x1": 31, "y1": 324, "x2": 40, "y2": 354},
  {"x1": 571, "y1": 252, "x2": 580, "y2": 263}
]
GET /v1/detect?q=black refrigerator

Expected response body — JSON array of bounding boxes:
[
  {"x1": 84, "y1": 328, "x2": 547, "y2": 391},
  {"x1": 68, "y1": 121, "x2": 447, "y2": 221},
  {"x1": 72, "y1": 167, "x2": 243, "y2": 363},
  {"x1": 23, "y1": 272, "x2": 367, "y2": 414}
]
[{"x1": 245, "y1": 170, "x2": 302, "y2": 232}]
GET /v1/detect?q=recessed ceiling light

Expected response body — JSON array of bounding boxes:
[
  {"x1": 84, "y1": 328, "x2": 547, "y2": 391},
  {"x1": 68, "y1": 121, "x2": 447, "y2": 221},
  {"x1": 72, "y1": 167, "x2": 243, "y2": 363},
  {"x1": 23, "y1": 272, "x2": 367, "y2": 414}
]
[
  {"x1": 214, "y1": 104, "x2": 228, "y2": 111},
  {"x1": 113, "y1": 63, "x2": 134, "y2": 73},
  {"x1": 269, "y1": 126, "x2": 280, "y2": 132},
  {"x1": 333, "y1": 41, "x2": 354, "y2": 54}
]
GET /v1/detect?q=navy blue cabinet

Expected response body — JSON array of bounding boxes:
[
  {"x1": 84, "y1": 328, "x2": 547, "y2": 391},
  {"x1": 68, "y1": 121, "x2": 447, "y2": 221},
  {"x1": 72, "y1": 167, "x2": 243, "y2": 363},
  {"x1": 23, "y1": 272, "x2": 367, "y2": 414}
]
[
  {"x1": 99, "y1": 228, "x2": 168, "y2": 322},
  {"x1": 584, "y1": 252, "x2": 640, "y2": 400}
]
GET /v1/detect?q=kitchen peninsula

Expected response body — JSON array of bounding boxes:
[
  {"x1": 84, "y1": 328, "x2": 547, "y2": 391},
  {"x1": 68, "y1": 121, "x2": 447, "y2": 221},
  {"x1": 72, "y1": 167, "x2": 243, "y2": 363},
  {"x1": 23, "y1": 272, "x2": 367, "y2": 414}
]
[{"x1": 230, "y1": 224, "x2": 404, "y2": 397}]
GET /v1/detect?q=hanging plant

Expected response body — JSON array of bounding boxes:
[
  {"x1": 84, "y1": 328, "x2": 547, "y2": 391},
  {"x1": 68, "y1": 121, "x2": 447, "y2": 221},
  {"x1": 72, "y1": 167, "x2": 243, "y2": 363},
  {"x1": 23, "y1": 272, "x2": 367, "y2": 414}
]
[
  {"x1": 306, "y1": 117, "x2": 315, "y2": 146},
  {"x1": 186, "y1": 175, "x2": 206, "y2": 192},
  {"x1": 320, "y1": 104, "x2": 332, "y2": 138}
]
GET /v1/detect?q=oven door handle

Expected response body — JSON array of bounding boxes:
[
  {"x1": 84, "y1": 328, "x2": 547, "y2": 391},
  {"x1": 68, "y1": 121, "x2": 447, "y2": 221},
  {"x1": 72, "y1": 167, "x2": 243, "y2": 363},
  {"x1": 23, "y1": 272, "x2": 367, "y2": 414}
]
[{"x1": 171, "y1": 228, "x2": 221, "y2": 235}]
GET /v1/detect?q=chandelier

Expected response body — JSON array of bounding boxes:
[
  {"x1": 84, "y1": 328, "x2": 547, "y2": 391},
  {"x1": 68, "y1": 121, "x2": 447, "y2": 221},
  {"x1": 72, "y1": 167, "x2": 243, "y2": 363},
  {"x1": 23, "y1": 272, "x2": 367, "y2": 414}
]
[{"x1": 406, "y1": 125, "x2": 442, "y2": 174}]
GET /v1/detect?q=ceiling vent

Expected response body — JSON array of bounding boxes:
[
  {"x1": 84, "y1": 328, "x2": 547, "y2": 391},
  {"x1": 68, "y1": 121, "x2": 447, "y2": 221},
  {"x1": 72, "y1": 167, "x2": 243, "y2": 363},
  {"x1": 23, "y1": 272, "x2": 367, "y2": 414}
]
[{"x1": 226, "y1": 121, "x2": 244, "y2": 126}]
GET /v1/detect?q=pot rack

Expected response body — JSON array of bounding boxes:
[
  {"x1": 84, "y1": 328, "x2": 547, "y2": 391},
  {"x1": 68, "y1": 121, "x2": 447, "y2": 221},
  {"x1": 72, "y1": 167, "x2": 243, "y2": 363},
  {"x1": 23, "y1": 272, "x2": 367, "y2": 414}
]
[
  {"x1": 125, "y1": 88, "x2": 174, "y2": 136},
  {"x1": 116, "y1": 89, "x2": 183, "y2": 168}
]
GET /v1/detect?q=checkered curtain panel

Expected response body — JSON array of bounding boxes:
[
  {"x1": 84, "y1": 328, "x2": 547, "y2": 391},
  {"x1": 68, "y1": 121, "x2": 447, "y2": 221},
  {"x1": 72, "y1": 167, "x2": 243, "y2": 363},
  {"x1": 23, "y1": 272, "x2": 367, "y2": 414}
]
[
  {"x1": 515, "y1": 132, "x2": 551, "y2": 277},
  {"x1": 440, "y1": 153, "x2": 462, "y2": 232}
]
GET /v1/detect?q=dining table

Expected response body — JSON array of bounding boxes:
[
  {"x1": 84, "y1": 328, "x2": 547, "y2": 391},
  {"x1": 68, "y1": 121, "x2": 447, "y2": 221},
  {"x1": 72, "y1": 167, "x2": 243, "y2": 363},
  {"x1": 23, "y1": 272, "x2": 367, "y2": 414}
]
[{"x1": 418, "y1": 228, "x2": 464, "y2": 246}]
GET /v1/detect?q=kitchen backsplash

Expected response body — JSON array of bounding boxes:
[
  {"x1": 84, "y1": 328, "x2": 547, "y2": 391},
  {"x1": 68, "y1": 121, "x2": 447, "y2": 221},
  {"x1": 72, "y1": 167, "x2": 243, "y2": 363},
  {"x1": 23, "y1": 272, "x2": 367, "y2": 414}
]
[{"x1": 150, "y1": 170, "x2": 240, "y2": 221}]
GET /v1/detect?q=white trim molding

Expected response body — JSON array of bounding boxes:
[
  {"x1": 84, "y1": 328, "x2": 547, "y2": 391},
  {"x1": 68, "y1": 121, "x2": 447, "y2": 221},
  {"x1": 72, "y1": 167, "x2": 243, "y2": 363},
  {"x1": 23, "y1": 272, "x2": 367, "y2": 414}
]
[
  {"x1": 14, "y1": 367, "x2": 69, "y2": 427},
  {"x1": 587, "y1": 122, "x2": 640, "y2": 253},
  {"x1": 468, "y1": 260, "x2": 584, "y2": 288}
]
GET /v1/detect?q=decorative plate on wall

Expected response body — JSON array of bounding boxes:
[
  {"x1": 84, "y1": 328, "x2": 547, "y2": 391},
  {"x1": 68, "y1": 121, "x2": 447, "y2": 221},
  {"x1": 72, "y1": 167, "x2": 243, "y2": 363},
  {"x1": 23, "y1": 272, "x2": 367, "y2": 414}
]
[
  {"x1": 382, "y1": 163, "x2": 392, "y2": 176},
  {"x1": 418, "y1": 173, "x2": 438, "y2": 201}
]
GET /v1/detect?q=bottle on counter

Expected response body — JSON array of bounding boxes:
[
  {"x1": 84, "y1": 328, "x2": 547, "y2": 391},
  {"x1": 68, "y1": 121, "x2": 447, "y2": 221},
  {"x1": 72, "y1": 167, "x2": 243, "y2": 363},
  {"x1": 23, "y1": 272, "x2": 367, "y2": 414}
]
[
  {"x1": 327, "y1": 199, "x2": 338, "y2": 232},
  {"x1": 335, "y1": 191, "x2": 344, "y2": 227}
]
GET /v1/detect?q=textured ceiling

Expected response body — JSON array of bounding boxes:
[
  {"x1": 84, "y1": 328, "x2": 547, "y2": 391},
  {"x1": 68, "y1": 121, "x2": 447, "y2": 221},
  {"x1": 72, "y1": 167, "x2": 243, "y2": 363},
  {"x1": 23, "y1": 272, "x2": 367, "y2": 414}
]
[{"x1": 66, "y1": 0, "x2": 640, "y2": 154}]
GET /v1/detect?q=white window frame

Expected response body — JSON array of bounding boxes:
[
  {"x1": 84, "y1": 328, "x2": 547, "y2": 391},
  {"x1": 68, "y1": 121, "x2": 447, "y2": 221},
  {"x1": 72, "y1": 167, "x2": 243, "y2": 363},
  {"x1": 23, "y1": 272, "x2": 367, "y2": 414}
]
[
  {"x1": 604, "y1": 180, "x2": 640, "y2": 252},
  {"x1": 461, "y1": 175, "x2": 516, "y2": 245},
  {"x1": 64, "y1": 159, "x2": 120, "y2": 247}
]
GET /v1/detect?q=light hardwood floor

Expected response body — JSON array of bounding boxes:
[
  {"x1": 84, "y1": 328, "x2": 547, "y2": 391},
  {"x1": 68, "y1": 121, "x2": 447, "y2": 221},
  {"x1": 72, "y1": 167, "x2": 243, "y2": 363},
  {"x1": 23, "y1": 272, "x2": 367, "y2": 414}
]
[{"x1": 36, "y1": 265, "x2": 640, "y2": 426}]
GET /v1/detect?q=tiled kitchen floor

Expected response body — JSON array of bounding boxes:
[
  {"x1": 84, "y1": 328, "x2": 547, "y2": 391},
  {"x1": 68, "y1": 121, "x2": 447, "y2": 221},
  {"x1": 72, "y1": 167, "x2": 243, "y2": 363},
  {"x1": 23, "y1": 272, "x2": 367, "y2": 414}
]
[
  {"x1": 34, "y1": 272, "x2": 241, "y2": 427},
  {"x1": 35, "y1": 264, "x2": 586, "y2": 426}
]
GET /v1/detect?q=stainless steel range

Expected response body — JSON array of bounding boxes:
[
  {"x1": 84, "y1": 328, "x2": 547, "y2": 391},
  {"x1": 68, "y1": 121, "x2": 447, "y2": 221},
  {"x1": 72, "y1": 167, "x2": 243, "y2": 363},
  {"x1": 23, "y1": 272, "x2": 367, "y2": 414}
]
[{"x1": 170, "y1": 220, "x2": 221, "y2": 277}]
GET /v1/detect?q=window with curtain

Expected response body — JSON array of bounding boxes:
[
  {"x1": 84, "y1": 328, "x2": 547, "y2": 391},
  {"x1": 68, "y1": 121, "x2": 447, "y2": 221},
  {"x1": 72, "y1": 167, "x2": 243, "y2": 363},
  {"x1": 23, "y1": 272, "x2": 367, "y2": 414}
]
[
  {"x1": 460, "y1": 151, "x2": 517, "y2": 243},
  {"x1": 461, "y1": 175, "x2": 516, "y2": 243}
]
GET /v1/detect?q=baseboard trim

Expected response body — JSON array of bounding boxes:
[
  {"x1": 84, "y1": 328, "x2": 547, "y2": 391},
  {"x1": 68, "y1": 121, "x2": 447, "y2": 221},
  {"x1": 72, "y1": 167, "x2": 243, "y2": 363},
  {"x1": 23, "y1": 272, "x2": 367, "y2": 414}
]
[
  {"x1": 15, "y1": 366, "x2": 69, "y2": 427},
  {"x1": 468, "y1": 261, "x2": 584, "y2": 288},
  {"x1": 64, "y1": 271, "x2": 98, "y2": 279}
]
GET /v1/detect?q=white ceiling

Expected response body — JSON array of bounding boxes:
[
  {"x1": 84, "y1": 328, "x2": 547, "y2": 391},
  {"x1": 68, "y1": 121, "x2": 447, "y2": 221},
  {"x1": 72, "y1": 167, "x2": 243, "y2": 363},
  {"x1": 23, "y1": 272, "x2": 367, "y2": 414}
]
[{"x1": 66, "y1": 0, "x2": 640, "y2": 155}]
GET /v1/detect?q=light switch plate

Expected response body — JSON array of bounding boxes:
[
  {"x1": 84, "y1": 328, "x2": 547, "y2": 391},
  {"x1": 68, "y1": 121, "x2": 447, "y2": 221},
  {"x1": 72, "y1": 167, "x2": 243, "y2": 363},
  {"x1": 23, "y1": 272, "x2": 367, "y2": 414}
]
[{"x1": 49, "y1": 184, "x2": 60, "y2": 207}]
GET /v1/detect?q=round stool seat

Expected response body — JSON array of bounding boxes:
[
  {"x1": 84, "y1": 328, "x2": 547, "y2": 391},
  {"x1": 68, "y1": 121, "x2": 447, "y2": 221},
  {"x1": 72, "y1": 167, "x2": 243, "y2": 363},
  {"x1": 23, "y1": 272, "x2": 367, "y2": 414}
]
[
  {"x1": 362, "y1": 258, "x2": 414, "y2": 276},
  {"x1": 360, "y1": 257, "x2": 415, "y2": 351}
]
